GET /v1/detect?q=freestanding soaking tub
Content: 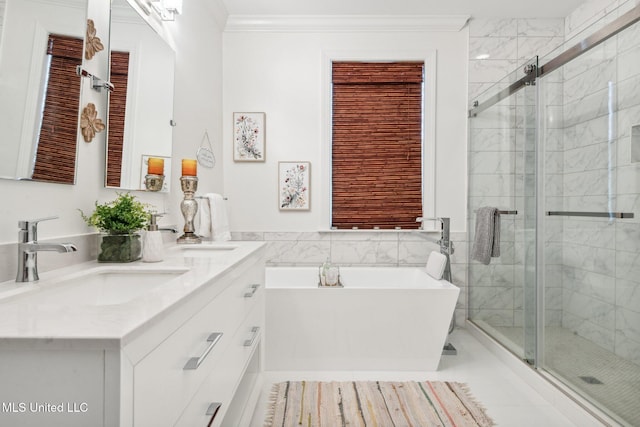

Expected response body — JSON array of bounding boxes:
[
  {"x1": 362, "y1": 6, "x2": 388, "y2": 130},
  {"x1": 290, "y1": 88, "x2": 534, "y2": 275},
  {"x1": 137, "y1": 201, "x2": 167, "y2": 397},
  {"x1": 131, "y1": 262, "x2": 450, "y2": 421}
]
[{"x1": 265, "y1": 266, "x2": 460, "y2": 371}]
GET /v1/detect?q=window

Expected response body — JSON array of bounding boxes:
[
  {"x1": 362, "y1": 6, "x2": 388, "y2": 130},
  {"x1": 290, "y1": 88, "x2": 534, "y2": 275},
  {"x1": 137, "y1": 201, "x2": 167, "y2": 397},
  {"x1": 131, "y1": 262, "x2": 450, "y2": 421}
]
[{"x1": 331, "y1": 61, "x2": 424, "y2": 229}]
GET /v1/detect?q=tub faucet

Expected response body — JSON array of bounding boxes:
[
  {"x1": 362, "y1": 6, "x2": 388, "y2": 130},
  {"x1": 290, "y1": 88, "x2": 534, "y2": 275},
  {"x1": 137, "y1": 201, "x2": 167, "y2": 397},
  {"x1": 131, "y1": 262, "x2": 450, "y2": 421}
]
[
  {"x1": 416, "y1": 217, "x2": 454, "y2": 280},
  {"x1": 16, "y1": 216, "x2": 78, "y2": 283}
]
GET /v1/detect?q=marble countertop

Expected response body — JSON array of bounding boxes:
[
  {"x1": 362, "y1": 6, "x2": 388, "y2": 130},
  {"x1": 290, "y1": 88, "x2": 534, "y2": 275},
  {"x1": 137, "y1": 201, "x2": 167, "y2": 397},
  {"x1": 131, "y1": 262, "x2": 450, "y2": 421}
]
[{"x1": 0, "y1": 241, "x2": 265, "y2": 346}]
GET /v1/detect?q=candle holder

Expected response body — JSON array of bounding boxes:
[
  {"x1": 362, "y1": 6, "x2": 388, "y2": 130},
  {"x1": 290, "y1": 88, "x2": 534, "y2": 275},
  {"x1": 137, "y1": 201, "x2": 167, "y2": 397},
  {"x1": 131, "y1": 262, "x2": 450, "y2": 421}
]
[
  {"x1": 177, "y1": 176, "x2": 202, "y2": 244},
  {"x1": 144, "y1": 174, "x2": 165, "y2": 192}
]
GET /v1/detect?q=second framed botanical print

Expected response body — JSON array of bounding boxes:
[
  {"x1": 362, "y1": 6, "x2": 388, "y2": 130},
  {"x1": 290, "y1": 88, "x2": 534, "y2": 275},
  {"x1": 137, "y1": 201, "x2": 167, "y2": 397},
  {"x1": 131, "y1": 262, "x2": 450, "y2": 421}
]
[{"x1": 279, "y1": 161, "x2": 310, "y2": 210}]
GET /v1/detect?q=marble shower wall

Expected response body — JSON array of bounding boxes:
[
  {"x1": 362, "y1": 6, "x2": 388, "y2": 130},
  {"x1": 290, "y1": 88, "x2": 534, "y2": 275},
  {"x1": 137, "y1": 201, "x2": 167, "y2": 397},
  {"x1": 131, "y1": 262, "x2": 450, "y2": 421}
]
[{"x1": 233, "y1": 231, "x2": 468, "y2": 326}]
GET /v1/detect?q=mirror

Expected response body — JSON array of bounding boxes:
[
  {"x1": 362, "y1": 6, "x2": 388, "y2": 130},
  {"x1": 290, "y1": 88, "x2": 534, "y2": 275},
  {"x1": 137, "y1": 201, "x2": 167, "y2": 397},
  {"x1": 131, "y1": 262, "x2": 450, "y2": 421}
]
[
  {"x1": 106, "y1": 0, "x2": 175, "y2": 192},
  {"x1": 0, "y1": 0, "x2": 88, "y2": 184}
]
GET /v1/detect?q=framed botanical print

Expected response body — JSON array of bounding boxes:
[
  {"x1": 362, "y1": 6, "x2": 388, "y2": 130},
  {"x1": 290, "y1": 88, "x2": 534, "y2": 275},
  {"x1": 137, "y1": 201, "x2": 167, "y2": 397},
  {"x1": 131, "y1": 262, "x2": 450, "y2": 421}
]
[
  {"x1": 278, "y1": 161, "x2": 310, "y2": 210},
  {"x1": 233, "y1": 112, "x2": 265, "y2": 162}
]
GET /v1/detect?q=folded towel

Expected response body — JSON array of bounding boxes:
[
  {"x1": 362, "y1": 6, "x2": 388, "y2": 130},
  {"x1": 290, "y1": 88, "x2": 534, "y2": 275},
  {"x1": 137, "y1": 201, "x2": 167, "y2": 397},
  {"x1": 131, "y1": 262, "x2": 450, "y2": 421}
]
[
  {"x1": 471, "y1": 207, "x2": 500, "y2": 265},
  {"x1": 207, "y1": 193, "x2": 231, "y2": 241},
  {"x1": 195, "y1": 197, "x2": 212, "y2": 238}
]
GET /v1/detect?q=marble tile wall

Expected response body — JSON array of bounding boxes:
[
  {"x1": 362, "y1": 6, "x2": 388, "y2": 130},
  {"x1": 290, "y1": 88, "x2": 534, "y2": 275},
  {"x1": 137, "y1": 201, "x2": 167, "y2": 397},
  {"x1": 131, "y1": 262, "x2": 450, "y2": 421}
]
[{"x1": 233, "y1": 231, "x2": 469, "y2": 326}]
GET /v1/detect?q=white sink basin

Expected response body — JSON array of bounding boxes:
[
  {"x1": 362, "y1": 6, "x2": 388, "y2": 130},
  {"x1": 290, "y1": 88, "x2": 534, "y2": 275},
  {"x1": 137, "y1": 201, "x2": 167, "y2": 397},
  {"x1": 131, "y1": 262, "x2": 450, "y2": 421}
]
[
  {"x1": 31, "y1": 267, "x2": 189, "y2": 306},
  {"x1": 177, "y1": 243, "x2": 239, "y2": 257}
]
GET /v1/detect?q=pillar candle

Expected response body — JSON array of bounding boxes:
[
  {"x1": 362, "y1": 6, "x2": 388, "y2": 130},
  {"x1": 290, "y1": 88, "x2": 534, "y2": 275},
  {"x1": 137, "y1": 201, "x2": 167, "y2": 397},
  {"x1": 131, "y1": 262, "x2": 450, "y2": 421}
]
[
  {"x1": 147, "y1": 157, "x2": 164, "y2": 175},
  {"x1": 182, "y1": 159, "x2": 197, "y2": 176}
]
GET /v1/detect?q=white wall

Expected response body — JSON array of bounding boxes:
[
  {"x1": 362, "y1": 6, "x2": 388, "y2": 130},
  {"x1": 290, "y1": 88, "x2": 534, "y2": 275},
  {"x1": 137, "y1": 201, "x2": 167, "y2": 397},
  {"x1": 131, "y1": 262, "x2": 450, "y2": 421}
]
[
  {"x1": 165, "y1": 0, "x2": 226, "y2": 229},
  {"x1": 223, "y1": 26, "x2": 469, "y2": 233}
]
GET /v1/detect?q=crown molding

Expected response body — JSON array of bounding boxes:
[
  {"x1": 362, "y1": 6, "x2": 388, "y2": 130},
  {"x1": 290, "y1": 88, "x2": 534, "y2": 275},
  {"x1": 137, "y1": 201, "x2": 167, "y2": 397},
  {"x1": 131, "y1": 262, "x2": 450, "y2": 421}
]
[
  {"x1": 206, "y1": 0, "x2": 230, "y2": 30},
  {"x1": 224, "y1": 14, "x2": 470, "y2": 32}
]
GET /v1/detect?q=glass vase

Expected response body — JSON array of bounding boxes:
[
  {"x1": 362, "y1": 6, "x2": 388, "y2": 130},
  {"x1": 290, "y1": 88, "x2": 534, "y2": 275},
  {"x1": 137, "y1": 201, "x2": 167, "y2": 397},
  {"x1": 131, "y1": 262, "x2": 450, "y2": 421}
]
[{"x1": 98, "y1": 232, "x2": 142, "y2": 263}]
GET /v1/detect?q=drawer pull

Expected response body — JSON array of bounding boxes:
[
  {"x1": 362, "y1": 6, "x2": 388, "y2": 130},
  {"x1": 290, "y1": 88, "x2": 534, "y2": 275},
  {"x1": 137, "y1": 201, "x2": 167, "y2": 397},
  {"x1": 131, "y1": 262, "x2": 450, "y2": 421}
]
[
  {"x1": 206, "y1": 402, "x2": 222, "y2": 418},
  {"x1": 243, "y1": 326, "x2": 260, "y2": 347},
  {"x1": 244, "y1": 284, "x2": 260, "y2": 298},
  {"x1": 184, "y1": 332, "x2": 223, "y2": 370}
]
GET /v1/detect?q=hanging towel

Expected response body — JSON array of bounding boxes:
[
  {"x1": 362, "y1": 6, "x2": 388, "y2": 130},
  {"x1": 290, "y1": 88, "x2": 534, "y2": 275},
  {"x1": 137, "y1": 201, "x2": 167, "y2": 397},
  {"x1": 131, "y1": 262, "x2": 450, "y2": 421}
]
[
  {"x1": 206, "y1": 193, "x2": 231, "y2": 241},
  {"x1": 195, "y1": 197, "x2": 212, "y2": 239},
  {"x1": 471, "y1": 207, "x2": 500, "y2": 265}
]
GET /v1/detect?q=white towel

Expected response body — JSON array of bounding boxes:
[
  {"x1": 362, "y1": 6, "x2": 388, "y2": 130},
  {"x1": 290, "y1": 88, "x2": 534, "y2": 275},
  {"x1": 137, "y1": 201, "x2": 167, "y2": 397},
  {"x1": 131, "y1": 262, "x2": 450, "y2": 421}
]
[
  {"x1": 471, "y1": 207, "x2": 500, "y2": 265},
  {"x1": 195, "y1": 197, "x2": 212, "y2": 238},
  {"x1": 207, "y1": 193, "x2": 231, "y2": 241}
]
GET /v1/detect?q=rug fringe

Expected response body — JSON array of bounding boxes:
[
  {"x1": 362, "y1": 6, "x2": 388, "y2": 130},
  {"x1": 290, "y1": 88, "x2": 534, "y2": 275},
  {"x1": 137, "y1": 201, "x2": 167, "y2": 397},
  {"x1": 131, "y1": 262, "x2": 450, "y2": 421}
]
[
  {"x1": 456, "y1": 382, "x2": 491, "y2": 413},
  {"x1": 450, "y1": 381, "x2": 495, "y2": 426},
  {"x1": 263, "y1": 382, "x2": 283, "y2": 427}
]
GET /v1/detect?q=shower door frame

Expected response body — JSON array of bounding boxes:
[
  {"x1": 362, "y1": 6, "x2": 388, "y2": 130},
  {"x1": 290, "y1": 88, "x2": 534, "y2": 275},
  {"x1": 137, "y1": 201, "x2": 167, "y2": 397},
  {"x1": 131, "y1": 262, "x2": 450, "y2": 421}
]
[{"x1": 469, "y1": 4, "x2": 640, "y2": 119}]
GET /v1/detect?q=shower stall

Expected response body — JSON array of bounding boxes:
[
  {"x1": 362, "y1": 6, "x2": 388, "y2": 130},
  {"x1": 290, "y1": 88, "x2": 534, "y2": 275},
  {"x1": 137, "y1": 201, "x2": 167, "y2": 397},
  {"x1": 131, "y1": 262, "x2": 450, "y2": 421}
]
[{"x1": 468, "y1": 4, "x2": 640, "y2": 426}]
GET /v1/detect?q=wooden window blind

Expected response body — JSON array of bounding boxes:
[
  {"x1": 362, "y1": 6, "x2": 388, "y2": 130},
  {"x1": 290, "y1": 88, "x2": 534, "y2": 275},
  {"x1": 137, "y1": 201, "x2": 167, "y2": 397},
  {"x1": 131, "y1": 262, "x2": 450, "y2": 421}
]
[
  {"x1": 106, "y1": 50, "x2": 130, "y2": 187},
  {"x1": 31, "y1": 34, "x2": 83, "y2": 184},
  {"x1": 332, "y1": 61, "x2": 424, "y2": 229}
]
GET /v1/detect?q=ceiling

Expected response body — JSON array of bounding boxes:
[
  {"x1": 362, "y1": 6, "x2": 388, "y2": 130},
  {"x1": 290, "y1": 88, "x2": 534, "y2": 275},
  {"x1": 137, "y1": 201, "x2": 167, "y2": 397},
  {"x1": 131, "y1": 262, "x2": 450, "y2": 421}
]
[{"x1": 220, "y1": 0, "x2": 587, "y2": 19}]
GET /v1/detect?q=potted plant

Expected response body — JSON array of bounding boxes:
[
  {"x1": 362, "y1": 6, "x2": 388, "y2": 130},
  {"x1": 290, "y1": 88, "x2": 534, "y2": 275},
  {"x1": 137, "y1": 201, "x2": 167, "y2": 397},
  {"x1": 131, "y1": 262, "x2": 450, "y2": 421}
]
[{"x1": 80, "y1": 193, "x2": 150, "y2": 262}]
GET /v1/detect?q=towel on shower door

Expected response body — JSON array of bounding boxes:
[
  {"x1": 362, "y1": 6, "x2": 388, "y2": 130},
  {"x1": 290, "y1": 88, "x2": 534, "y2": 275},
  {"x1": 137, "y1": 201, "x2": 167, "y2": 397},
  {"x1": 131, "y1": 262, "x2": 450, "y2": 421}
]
[{"x1": 471, "y1": 207, "x2": 500, "y2": 265}]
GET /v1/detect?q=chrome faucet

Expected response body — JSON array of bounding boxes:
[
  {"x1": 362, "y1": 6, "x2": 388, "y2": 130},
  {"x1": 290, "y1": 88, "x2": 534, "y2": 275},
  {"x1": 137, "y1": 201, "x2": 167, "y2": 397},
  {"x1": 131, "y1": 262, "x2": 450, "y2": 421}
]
[
  {"x1": 159, "y1": 227, "x2": 179, "y2": 233},
  {"x1": 416, "y1": 216, "x2": 454, "y2": 281},
  {"x1": 16, "y1": 216, "x2": 78, "y2": 282}
]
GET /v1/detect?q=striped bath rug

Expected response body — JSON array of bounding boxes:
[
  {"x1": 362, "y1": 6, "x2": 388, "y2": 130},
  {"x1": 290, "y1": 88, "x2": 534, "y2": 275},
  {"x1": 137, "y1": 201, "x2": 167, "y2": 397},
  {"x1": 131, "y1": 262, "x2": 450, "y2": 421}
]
[{"x1": 265, "y1": 381, "x2": 494, "y2": 427}]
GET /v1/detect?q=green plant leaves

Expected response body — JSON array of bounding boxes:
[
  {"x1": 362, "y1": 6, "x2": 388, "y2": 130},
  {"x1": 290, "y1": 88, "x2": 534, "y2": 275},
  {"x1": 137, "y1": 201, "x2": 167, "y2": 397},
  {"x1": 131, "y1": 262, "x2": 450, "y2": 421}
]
[{"x1": 80, "y1": 193, "x2": 150, "y2": 233}]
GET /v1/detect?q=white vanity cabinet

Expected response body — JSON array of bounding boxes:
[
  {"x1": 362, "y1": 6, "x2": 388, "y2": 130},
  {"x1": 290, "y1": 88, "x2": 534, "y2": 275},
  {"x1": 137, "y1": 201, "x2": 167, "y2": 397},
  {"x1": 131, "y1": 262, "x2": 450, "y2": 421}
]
[
  {"x1": 0, "y1": 242, "x2": 266, "y2": 427},
  {"x1": 174, "y1": 294, "x2": 264, "y2": 426},
  {"x1": 121, "y1": 251, "x2": 266, "y2": 427}
]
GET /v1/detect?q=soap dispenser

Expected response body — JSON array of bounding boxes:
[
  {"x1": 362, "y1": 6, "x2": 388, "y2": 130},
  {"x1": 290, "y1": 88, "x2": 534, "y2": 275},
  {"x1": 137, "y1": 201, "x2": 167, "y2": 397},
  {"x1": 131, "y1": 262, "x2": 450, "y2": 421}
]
[
  {"x1": 142, "y1": 213, "x2": 164, "y2": 262},
  {"x1": 320, "y1": 257, "x2": 331, "y2": 286}
]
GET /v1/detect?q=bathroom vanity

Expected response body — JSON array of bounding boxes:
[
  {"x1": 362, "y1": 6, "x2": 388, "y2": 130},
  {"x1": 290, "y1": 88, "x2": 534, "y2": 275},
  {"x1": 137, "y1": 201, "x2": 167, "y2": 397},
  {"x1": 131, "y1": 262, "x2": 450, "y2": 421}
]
[{"x1": 0, "y1": 241, "x2": 265, "y2": 427}]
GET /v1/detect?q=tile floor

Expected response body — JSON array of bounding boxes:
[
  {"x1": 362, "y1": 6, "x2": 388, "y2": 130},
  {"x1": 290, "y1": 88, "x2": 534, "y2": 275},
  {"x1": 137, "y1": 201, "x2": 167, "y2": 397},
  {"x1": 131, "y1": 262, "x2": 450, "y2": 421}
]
[
  {"x1": 249, "y1": 328, "x2": 607, "y2": 427},
  {"x1": 490, "y1": 325, "x2": 639, "y2": 426}
]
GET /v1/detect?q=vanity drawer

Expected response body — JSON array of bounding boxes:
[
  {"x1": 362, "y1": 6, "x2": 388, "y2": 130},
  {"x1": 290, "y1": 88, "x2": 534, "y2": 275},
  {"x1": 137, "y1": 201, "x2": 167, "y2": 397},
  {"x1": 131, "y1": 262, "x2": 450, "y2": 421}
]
[
  {"x1": 175, "y1": 301, "x2": 264, "y2": 427},
  {"x1": 133, "y1": 267, "x2": 264, "y2": 426}
]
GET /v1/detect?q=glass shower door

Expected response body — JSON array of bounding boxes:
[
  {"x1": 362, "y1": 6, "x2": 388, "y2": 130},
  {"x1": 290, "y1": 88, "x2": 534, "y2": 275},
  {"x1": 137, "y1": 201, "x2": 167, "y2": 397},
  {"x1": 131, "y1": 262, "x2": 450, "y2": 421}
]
[
  {"x1": 537, "y1": 13, "x2": 640, "y2": 425},
  {"x1": 468, "y1": 58, "x2": 538, "y2": 363},
  {"x1": 469, "y1": 5, "x2": 640, "y2": 423}
]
